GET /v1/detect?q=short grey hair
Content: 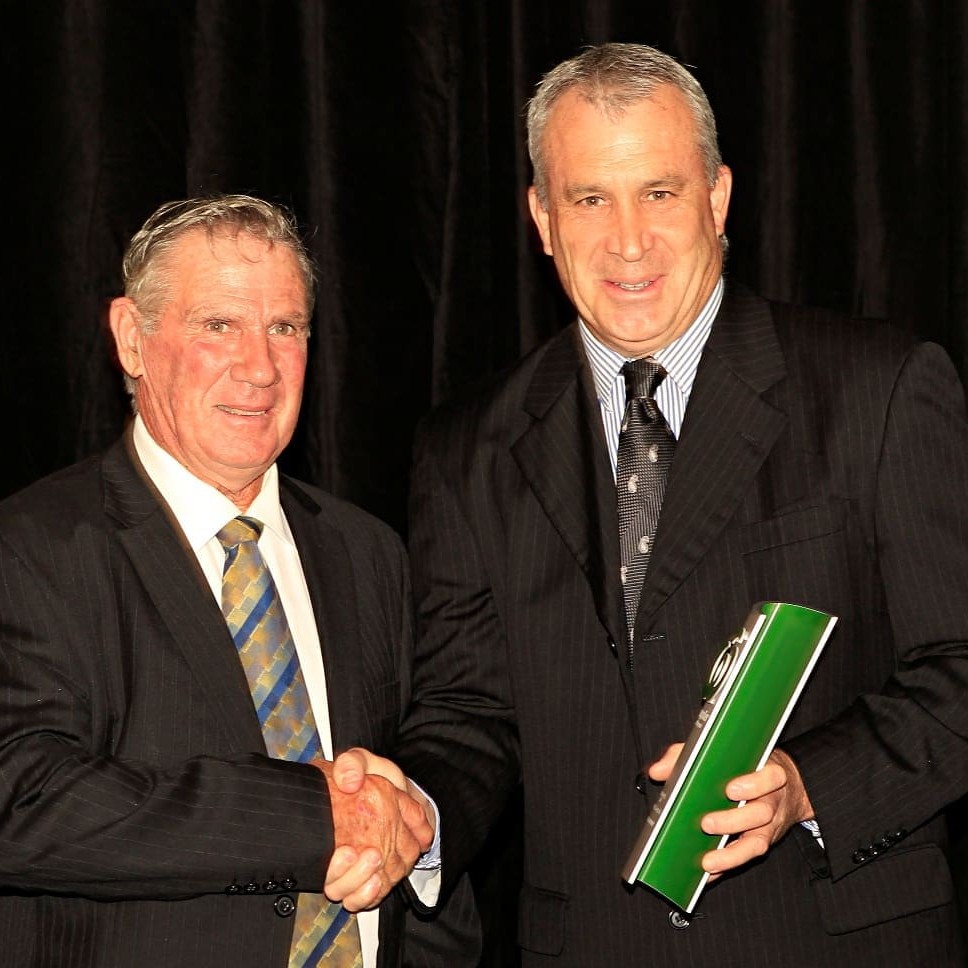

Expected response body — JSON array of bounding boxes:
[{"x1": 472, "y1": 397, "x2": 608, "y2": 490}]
[
  {"x1": 118, "y1": 194, "x2": 316, "y2": 400},
  {"x1": 526, "y1": 43, "x2": 723, "y2": 206},
  {"x1": 122, "y1": 193, "x2": 317, "y2": 330}
]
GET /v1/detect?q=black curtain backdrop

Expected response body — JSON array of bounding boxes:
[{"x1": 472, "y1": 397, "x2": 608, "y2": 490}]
[{"x1": 2, "y1": 2, "x2": 967, "y2": 964}]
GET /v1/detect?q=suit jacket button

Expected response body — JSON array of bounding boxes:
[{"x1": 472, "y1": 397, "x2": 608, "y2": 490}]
[
  {"x1": 635, "y1": 772, "x2": 650, "y2": 795},
  {"x1": 244, "y1": 882, "x2": 260, "y2": 894},
  {"x1": 281, "y1": 877, "x2": 298, "y2": 891},
  {"x1": 851, "y1": 848, "x2": 869, "y2": 864},
  {"x1": 274, "y1": 894, "x2": 297, "y2": 918},
  {"x1": 669, "y1": 911, "x2": 691, "y2": 930},
  {"x1": 225, "y1": 883, "x2": 241, "y2": 895},
  {"x1": 263, "y1": 880, "x2": 279, "y2": 893}
]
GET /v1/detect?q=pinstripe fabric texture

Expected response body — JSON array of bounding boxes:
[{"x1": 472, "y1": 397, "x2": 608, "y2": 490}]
[
  {"x1": 0, "y1": 440, "x2": 481, "y2": 968},
  {"x1": 401, "y1": 283, "x2": 968, "y2": 966},
  {"x1": 218, "y1": 517, "x2": 362, "y2": 968}
]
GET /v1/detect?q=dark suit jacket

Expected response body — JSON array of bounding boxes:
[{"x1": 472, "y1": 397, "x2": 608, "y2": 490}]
[
  {"x1": 399, "y1": 284, "x2": 968, "y2": 966},
  {"x1": 0, "y1": 435, "x2": 477, "y2": 968}
]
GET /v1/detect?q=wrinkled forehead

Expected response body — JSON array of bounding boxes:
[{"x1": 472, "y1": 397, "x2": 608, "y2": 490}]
[{"x1": 160, "y1": 227, "x2": 311, "y2": 308}]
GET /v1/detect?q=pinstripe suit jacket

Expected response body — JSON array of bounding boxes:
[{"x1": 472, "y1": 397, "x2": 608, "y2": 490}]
[
  {"x1": 400, "y1": 284, "x2": 968, "y2": 966},
  {"x1": 0, "y1": 435, "x2": 478, "y2": 968}
]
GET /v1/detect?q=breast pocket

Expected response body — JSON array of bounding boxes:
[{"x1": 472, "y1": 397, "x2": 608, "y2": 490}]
[{"x1": 736, "y1": 501, "x2": 852, "y2": 618}]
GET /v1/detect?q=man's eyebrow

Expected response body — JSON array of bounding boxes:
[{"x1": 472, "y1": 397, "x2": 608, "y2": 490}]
[
  {"x1": 640, "y1": 174, "x2": 688, "y2": 192},
  {"x1": 560, "y1": 174, "x2": 690, "y2": 202},
  {"x1": 184, "y1": 305, "x2": 238, "y2": 324},
  {"x1": 561, "y1": 183, "x2": 606, "y2": 202}
]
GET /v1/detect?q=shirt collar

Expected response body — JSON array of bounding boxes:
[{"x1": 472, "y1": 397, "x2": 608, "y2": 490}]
[
  {"x1": 579, "y1": 276, "x2": 723, "y2": 406},
  {"x1": 131, "y1": 414, "x2": 291, "y2": 550}
]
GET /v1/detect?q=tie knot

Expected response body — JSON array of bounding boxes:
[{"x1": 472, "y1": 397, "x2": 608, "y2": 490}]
[
  {"x1": 217, "y1": 516, "x2": 264, "y2": 550},
  {"x1": 622, "y1": 357, "x2": 666, "y2": 401}
]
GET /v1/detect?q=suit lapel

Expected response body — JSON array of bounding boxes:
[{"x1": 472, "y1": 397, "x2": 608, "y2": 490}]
[
  {"x1": 636, "y1": 287, "x2": 789, "y2": 629},
  {"x1": 102, "y1": 437, "x2": 266, "y2": 753},
  {"x1": 281, "y1": 480, "x2": 362, "y2": 752},
  {"x1": 511, "y1": 326, "x2": 627, "y2": 650}
]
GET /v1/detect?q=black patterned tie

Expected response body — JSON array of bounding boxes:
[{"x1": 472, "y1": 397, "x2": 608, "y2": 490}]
[{"x1": 616, "y1": 358, "x2": 676, "y2": 638}]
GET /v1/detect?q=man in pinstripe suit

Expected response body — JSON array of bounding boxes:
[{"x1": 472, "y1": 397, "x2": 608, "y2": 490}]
[
  {"x1": 394, "y1": 43, "x2": 968, "y2": 965},
  {"x1": 0, "y1": 195, "x2": 477, "y2": 966}
]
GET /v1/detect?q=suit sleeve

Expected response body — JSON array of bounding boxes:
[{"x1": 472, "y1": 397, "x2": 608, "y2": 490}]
[
  {"x1": 394, "y1": 415, "x2": 520, "y2": 895},
  {"x1": 784, "y1": 341, "x2": 968, "y2": 880},
  {"x1": 0, "y1": 526, "x2": 335, "y2": 900}
]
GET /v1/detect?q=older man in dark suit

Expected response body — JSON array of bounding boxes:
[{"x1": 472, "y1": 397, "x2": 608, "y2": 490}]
[
  {"x1": 393, "y1": 43, "x2": 968, "y2": 966},
  {"x1": 0, "y1": 195, "x2": 474, "y2": 967}
]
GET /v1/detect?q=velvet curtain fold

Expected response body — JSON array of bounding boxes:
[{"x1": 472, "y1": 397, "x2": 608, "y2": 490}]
[
  {"x1": 4, "y1": 1, "x2": 964, "y2": 522},
  {"x1": 2, "y1": 2, "x2": 966, "y2": 963}
]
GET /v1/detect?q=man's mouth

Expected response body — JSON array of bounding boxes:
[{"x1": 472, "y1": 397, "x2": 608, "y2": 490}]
[
  {"x1": 218, "y1": 405, "x2": 270, "y2": 416},
  {"x1": 613, "y1": 279, "x2": 655, "y2": 291}
]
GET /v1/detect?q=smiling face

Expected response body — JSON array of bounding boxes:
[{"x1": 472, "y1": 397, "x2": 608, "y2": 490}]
[
  {"x1": 528, "y1": 84, "x2": 732, "y2": 357},
  {"x1": 110, "y1": 228, "x2": 310, "y2": 508}
]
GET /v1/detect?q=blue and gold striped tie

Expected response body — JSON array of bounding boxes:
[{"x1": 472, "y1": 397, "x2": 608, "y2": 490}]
[{"x1": 218, "y1": 516, "x2": 363, "y2": 968}]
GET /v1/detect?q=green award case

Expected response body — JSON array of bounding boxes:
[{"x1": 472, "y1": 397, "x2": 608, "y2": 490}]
[{"x1": 621, "y1": 601, "x2": 837, "y2": 913}]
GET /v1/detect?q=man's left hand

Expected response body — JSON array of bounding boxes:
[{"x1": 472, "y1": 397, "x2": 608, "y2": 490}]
[{"x1": 648, "y1": 744, "x2": 814, "y2": 878}]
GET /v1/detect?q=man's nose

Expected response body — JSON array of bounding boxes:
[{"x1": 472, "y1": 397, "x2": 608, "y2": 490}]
[
  {"x1": 233, "y1": 332, "x2": 279, "y2": 387},
  {"x1": 607, "y1": 204, "x2": 654, "y2": 262}
]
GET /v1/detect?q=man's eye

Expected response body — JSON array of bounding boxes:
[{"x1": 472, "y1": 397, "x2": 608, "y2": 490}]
[
  {"x1": 648, "y1": 190, "x2": 672, "y2": 201},
  {"x1": 578, "y1": 196, "x2": 606, "y2": 207},
  {"x1": 204, "y1": 320, "x2": 229, "y2": 333},
  {"x1": 270, "y1": 322, "x2": 297, "y2": 337}
]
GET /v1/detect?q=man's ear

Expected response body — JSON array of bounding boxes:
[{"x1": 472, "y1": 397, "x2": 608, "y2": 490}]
[
  {"x1": 710, "y1": 164, "x2": 733, "y2": 236},
  {"x1": 527, "y1": 186, "x2": 554, "y2": 256},
  {"x1": 109, "y1": 297, "x2": 145, "y2": 379}
]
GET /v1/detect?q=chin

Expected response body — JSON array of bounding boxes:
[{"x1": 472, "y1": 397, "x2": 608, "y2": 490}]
[{"x1": 209, "y1": 445, "x2": 278, "y2": 476}]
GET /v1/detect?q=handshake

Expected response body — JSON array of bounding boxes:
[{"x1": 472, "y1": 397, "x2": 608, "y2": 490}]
[{"x1": 314, "y1": 749, "x2": 435, "y2": 911}]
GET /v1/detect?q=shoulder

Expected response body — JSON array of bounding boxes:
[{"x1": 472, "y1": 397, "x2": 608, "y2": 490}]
[
  {"x1": 0, "y1": 452, "x2": 107, "y2": 537},
  {"x1": 720, "y1": 280, "x2": 919, "y2": 367},
  {"x1": 0, "y1": 449, "x2": 129, "y2": 591},
  {"x1": 280, "y1": 476, "x2": 405, "y2": 555},
  {"x1": 416, "y1": 324, "x2": 583, "y2": 447},
  {"x1": 279, "y1": 478, "x2": 412, "y2": 617},
  {"x1": 712, "y1": 282, "x2": 965, "y2": 430},
  {"x1": 767, "y1": 296, "x2": 917, "y2": 361},
  {"x1": 768, "y1": 294, "x2": 962, "y2": 399}
]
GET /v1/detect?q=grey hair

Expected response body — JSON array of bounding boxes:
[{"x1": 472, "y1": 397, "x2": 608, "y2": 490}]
[
  {"x1": 122, "y1": 194, "x2": 317, "y2": 330},
  {"x1": 118, "y1": 194, "x2": 316, "y2": 400},
  {"x1": 526, "y1": 43, "x2": 723, "y2": 206}
]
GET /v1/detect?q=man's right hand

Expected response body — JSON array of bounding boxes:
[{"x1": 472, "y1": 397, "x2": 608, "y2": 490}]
[{"x1": 314, "y1": 756, "x2": 433, "y2": 911}]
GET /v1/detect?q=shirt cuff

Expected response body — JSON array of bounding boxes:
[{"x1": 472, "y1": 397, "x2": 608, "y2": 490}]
[
  {"x1": 801, "y1": 818, "x2": 824, "y2": 849},
  {"x1": 406, "y1": 777, "x2": 442, "y2": 907}
]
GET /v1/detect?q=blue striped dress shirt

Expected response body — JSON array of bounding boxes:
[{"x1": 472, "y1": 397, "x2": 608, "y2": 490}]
[{"x1": 578, "y1": 277, "x2": 724, "y2": 479}]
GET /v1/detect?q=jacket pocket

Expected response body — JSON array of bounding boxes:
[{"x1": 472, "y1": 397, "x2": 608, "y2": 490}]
[
  {"x1": 737, "y1": 501, "x2": 846, "y2": 554},
  {"x1": 517, "y1": 883, "x2": 569, "y2": 955},
  {"x1": 812, "y1": 844, "x2": 953, "y2": 934},
  {"x1": 736, "y1": 501, "x2": 853, "y2": 622}
]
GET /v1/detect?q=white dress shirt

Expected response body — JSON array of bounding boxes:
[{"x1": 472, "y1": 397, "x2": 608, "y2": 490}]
[{"x1": 132, "y1": 415, "x2": 389, "y2": 963}]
